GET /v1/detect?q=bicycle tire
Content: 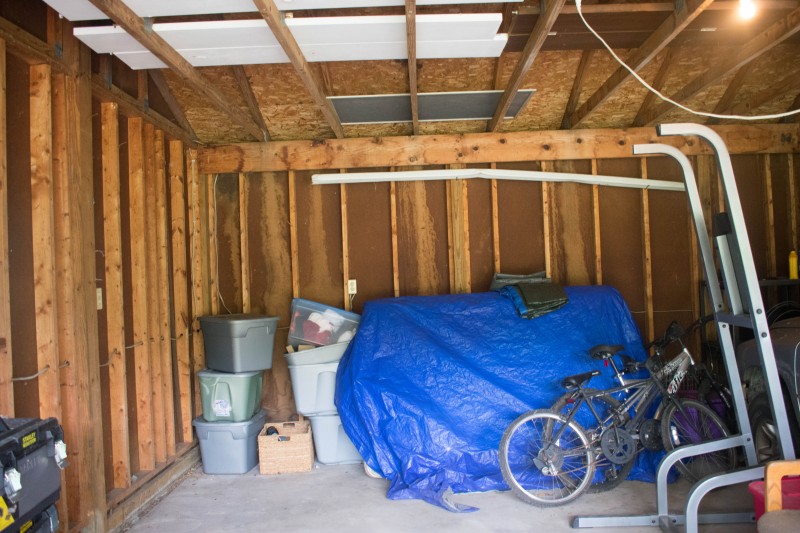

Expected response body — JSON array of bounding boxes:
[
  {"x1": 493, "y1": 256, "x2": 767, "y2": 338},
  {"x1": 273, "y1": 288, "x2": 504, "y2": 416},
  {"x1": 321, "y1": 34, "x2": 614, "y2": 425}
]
[
  {"x1": 660, "y1": 398, "x2": 736, "y2": 482},
  {"x1": 499, "y1": 409, "x2": 595, "y2": 507},
  {"x1": 551, "y1": 390, "x2": 635, "y2": 493}
]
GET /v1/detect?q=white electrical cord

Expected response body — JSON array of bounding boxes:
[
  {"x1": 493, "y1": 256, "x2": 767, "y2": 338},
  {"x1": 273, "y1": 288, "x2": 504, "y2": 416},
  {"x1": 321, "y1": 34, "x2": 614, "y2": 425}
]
[{"x1": 574, "y1": 0, "x2": 800, "y2": 121}]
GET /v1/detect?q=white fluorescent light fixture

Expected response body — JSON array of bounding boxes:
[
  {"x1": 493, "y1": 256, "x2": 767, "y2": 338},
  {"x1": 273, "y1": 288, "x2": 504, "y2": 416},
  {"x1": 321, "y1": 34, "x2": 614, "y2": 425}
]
[{"x1": 312, "y1": 168, "x2": 686, "y2": 192}]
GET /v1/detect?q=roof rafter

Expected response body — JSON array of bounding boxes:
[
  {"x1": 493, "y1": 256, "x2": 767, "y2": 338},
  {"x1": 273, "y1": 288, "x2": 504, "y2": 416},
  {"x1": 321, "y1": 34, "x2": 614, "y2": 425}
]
[
  {"x1": 86, "y1": 0, "x2": 264, "y2": 141},
  {"x1": 780, "y1": 92, "x2": 800, "y2": 123},
  {"x1": 252, "y1": 0, "x2": 344, "y2": 139},
  {"x1": 633, "y1": 49, "x2": 673, "y2": 127},
  {"x1": 231, "y1": 66, "x2": 270, "y2": 142},
  {"x1": 638, "y1": 5, "x2": 800, "y2": 125},
  {"x1": 567, "y1": 0, "x2": 714, "y2": 129},
  {"x1": 706, "y1": 62, "x2": 757, "y2": 125},
  {"x1": 149, "y1": 69, "x2": 197, "y2": 141},
  {"x1": 488, "y1": 0, "x2": 566, "y2": 132},
  {"x1": 724, "y1": 70, "x2": 800, "y2": 116},
  {"x1": 406, "y1": 0, "x2": 419, "y2": 136},
  {"x1": 561, "y1": 49, "x2": 595, "y2": 130}
]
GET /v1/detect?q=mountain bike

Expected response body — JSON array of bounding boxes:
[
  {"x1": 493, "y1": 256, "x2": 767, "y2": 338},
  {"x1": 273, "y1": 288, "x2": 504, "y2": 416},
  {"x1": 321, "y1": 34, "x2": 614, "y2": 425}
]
[{"x1": 498, "y1": 322, "x2": 736, "y2": 507}]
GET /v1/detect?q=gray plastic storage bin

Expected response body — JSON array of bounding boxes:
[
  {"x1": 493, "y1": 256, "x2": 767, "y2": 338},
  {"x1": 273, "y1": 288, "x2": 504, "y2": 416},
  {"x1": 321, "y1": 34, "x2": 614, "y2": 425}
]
[
  {"x1": 200, "y1": 314, "x2": 278, "y2": 372},
  {"x1": 288, "y1": 299, "x2": 359, "y2": 347},
  {"x1": 285, "y1": 341, "x2": 349, "y2": 366},
  {"x1": 307, "y1": 413, "x2": 362, "y2": 465},
  {"x1": 288, "y1": 361, "x2": 339, "y2": 416},
  {"x1": 199, "y1": 369, "x2": 263, "y2": 422},
  {"x1": 193, "y1": 409, "x2": 267, "y2": 474}
]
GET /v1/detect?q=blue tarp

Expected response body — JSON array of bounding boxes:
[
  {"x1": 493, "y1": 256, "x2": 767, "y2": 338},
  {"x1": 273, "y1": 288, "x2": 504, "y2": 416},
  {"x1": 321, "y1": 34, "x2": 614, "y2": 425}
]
[{"x1": 335, "y1": 286, "x2": 655, "y2": 510}]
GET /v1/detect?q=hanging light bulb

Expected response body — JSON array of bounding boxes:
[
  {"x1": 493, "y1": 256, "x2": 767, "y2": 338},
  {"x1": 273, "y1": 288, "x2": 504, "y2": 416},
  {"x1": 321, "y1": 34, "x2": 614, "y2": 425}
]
[{"x1": 738, "y1": 0, "x2": 757, "y2": 19}]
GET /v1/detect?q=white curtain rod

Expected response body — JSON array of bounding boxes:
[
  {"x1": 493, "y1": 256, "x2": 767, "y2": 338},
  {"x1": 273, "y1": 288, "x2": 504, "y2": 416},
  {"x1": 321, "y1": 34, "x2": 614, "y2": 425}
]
[{"x1": 311, "y1": 168, "x2": 685, "y2": 191}]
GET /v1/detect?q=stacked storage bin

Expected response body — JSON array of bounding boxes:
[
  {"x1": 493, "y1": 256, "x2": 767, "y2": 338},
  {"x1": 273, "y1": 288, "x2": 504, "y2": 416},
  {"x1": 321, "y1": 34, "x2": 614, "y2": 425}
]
[
  {"x1": 195, "y1": 314, "x2": 277, "y2": 474},
  {"x1": 286, "y1": 299, "x2": 362, "y2": 464}
]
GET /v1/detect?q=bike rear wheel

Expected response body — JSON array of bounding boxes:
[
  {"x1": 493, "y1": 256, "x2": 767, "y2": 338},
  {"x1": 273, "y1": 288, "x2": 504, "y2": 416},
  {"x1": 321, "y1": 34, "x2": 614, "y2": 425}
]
[
  {"x1": 499, "y1": 409, "x2": 594, "y2": 507},
  {"x1": 551, "y1": 390, "x2": 635, "y2": 493},
  {"x1": 661, "y1": 398, "x2": 736, "y2": 482}
]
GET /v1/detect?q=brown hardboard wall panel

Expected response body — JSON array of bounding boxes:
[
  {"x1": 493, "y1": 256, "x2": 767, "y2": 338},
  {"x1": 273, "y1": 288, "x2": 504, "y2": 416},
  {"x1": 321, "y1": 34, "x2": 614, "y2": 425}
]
[
  {"x1": 212, "y1": 173, "x2": 242, "y2": 313},
  {"x1": 768, "y1": 154, "x2": 792, "y2": 279},
  {"x1": 91, "y1": 97, "x2": 114, "y2": 491},
  {"x1": 7, "y1": 55, "x2": 37, "y2": 416},
  {"x1": 466, "y1": 164, "x2": 494, "y2": 293},
  {"x1": 646, "y1": 155, "x2": 695, "y2": 339},
  {"x1": 343, "y1": 173, "x2": 395, "y2": 313},
  {"x1": 596, "y1": 158, "x2": 647, "y2": 337},
  {"x1": 396, "y1": 176, "x2": 450, "y2": 296},
  {"x1": 494, "y1": 161, "x2": 545, "y2": 275},
  {"x1": 246, "y1": 171, "x2": 295, "y2": 420},
  {"x1": 549, "y1": 160, "x2": 595, "y2": 285},
  {"x1": 731, "y1": 155, "x2": 768, "y2": 279},
  {"x1": 294, "y1": 170, "x2": 344, "y2": 306}
]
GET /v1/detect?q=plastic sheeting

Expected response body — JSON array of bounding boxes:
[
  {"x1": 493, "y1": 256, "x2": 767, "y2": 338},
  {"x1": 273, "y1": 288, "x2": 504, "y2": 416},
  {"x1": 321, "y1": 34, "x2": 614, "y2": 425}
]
[{"x1": 335, "y1": 286, "x2": 652, "y2": 510}]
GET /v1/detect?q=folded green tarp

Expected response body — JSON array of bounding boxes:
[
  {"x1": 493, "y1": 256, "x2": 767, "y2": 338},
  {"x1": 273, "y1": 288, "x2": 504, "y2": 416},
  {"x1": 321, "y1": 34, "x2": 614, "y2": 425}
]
[{"x1": 499, "y1": 281, "x2": 569, "y2": 319}]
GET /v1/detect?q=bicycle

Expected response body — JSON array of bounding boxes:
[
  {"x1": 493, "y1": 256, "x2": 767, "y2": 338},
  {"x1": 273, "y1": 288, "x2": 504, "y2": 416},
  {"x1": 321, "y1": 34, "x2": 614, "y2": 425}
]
[{"x1": 498, "y1": 321, "x2": 737, "y2": 507}]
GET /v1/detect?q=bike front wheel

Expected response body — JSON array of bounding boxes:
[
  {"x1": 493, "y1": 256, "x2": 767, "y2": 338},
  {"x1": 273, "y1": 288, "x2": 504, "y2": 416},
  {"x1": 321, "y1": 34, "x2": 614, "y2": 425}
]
[
  {"x1": 499, "y1": 409, "x2": 595, "y2": 507},
  {"x1": 661, "y1": 398, "x2": 736, "y2": 482}
]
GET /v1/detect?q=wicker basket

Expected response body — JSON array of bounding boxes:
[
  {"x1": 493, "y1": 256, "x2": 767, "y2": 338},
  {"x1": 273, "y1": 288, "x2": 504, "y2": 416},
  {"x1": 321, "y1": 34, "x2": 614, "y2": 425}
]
[{"x1": 258, "y1": 419, "x2": 314, "y2": 474}]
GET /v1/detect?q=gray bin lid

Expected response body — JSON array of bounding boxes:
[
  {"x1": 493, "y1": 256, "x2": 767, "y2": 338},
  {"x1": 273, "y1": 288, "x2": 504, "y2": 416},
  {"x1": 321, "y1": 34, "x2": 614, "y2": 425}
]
[{"x1": 200, "y1": 314, "x2": 278, "y2": 337}]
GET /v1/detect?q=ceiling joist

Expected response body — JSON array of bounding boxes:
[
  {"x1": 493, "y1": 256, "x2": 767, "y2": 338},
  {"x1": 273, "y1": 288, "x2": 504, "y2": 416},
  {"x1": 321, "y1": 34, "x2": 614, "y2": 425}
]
[
  {"x1": 231, "y1": 66, "x2": 271, "y2": 142},
  {"x1": 724, "y1": 70, "x2": 800, "y2": 116},
  {"x1": 561, "y1": 49, "x2": 595, "y2": 130},
  {"x1": 86, "y1": 0, "x2": 265, "y2": 141},
  {"x1": 567, "y1": 0, "x2": 714, "y2": 129},
  {"x1": 406, "y1": 0, "x2": 419, "y2": 136},
  {"x1": 252, "y1": 0, "x2": 345, "y2": 139},
  {"x1": 633, "y1": 49, "x2": 674, "y2": 127},
  {"x1": 488, "y1": 0, "x2": 566, "y2": 132},
  {"x1": 148, "y1": 69, "x2": 197, "y2": 140},
  {"x1": 638, "y1": 5, "x2": 800, "y2": 125}
]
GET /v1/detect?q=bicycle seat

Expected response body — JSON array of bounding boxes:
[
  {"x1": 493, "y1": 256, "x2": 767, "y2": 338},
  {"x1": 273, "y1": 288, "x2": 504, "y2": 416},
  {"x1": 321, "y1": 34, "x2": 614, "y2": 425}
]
[
  {"x1": 589, "y1": 344, "x2": 625, "y2": 360},
  {"x1": 561, "y1": 370, "x2": 601, "y2": 390}
]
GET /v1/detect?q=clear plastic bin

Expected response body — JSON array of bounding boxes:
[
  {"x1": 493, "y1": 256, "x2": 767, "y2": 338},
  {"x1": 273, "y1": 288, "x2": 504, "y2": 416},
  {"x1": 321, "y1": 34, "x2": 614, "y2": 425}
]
[{"x1": 288, "y1": 299, "x2": 359, "y2": 347}]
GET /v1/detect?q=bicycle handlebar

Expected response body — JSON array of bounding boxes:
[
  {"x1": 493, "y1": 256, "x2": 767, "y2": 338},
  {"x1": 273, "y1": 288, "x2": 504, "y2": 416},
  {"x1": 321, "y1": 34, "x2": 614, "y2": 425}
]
[{"x1": 644, "y1": 314, "x2": 714, "y2": 352}]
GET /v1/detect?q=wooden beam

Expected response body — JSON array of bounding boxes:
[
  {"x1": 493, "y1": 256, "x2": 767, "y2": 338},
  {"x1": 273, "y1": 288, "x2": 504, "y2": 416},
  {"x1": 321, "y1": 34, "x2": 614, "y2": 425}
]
[
  {"x1": 790, "y1": 154, "x2": 798, "y2": 249},
  {"x1": 199, "y1": 124, "x2": 800, "y2": 173},
  {"x1": 86, "y1": 0, "x2": 263, "y2": 140},
  {"x1": 251, "y1": 0, "x2": 344, "y2": 138},
  {"x1": 406, "y1": 0, "x2": 419, "y2": 136},
  {"x1": 92, "y1": 74, "x2": 193, "y2": 144},
  {"x1": 541, "y1": 162, "x2": 553, "y2": 279},
  {"x1": 561, "y1": 49, "x2": 595, "y2": 130},
  {"x1": 231, "y1": 66, "x2": 269, "y2": 142},
  {"x1": 0, "y1": 38, "x2": 12, "y2": 416},
  {"x1": 725, "y1": 70, "x2": 800, "y2": 116},
  {"x1": 390, "y1": 176, "x2": 400, "y2": 297},
  {"x1": 706, "y1": 62, "x2": 757, "y2": 125},
  {"x1": 490, "y1": 164, "x2": 500, "y2": 274},
  {"x1": 488, "y1": 0, "x2": 566, "y2": 132},
  {"x1": 169, "y1": 140, "x2": 193, "y2": 444},
  {"x1": 30, "y1": 64, "x2": 62, "y2": 421},
  {"x1": 518, "y1": 1, "x2": 799, "y2": 15},
  {"x1": 187, "y1": 149, "x2": 205, "y2": 418},
  {"x1": 764, "y1": 155, "x2": 777, "y2": 276},
  {"x1": 149, "y1": 69, "x2": 196, "y2": 140},
  {"x1": 144, "y1": 123, "x2": 167, "y2": 466},
  {"x1": 340, "y1": 180, "x2": 351, "y2": 310},
  {"x1": 0, "y1": 15, "x2": 67, "y2": 73},
  {"x1": 155, "y1": 129, "x2": 176, "y2": 458},
  {"x1": 128, "y1": 116, "x2": 156, "y2": 473},
  {"x1": 591, "y1": 159, "x2": 602, "y2": 285},
  {"x1": 640, "y1": 159, "x2": 654, "y2": 342},
  {"x1": 568, "y1": 0, "x2": 714, "y2": 129},
  {"x1": 239, "y1": 173, "x2": 251, "y2": 313},
  {"x1": 288, "y1": 170, "x2": 300, "y2": 298},
  {"x1": 101, "y1": 102, "x2": 131, "y2": 489},
  {"x1": 633, "y1": 48, "x2": 673, "y2": 127},
  {"x1": 780, "y1": 92, "x2": 800, "y2": 124},
  {"x1": 137, "y1": 71, "x2": 149, "y2": 108},
  {"x1": 207, "y1": 176, "x2": 219, "y2": 315},
  {"x1": 639, "y1": 5, "x2": 800, "y2": 125}
]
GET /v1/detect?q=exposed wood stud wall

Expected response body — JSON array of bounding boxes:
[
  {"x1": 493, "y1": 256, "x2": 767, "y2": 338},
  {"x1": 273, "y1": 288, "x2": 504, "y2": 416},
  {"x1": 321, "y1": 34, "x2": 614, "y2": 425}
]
[
  {"x1": 101, "y1": 101, "x2": 131, "y2": 490},
  {"x1": 591, "y1": 159, "x2": 603, "y2": 284},
  {"x1": 127, "y1": 116, "x2": 155, "y2": 473},
  {"x1": 169, "y1": 139, "x2": 193, "y2": 443},
  {"x1": 239, "y1": 173, "x2": 251, "y2": 313},
  {"x1": 790, "y1": 153, "x2": 797, "y2": 249},
  {"x1": 288, "y1": 170, "x2": 299, "y2": 298},
  {"x1": 207, "y1": 176, "x2": 219, "y2": 315},
  {"x1": 490, "y1": 172, "x2": 501, "y2": 273},
  {"x1": 540, "y1": 161, "x2": 553, "y2": 279},
  {"x1": 764, "y1": 155, "x2": 777, "y2": 276},
  {"x1": 0, "y1": 38, "x2": 12, "y2": 417},
  {"x1": 640, "y1": 158, "x2": 655, "y2": 342},
  {"x1": 340, "y1": 180, "x2": 351, "y2": 310},
  {"x1": 390, "y1": 174, "x2": 400, "y2": 297},
  {"x1": 188, "y1": 149, "x2": 206, "y2": 417},
  {"x1": 30, "y1": 63, "x2": 61, "y2": 422}
]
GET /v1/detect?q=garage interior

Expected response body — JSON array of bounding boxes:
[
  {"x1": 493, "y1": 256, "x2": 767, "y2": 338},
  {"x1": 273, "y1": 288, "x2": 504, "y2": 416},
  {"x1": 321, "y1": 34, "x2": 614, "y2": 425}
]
[{"x1": 1, "y1": 0, "x2": 799, "y2": 531}]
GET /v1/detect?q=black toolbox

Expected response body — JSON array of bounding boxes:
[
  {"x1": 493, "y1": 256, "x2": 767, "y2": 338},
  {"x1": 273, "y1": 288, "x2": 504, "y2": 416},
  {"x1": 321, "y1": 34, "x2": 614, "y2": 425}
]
[{"x1": 0, "y1": 418, "x2": 66, "y2": 533}]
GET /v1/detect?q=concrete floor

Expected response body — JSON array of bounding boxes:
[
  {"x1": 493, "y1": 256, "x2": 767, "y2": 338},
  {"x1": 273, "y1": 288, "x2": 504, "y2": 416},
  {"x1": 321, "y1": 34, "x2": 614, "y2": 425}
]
[{"x1": 123, "y1": 463, "x2": 758, "y2": 532}]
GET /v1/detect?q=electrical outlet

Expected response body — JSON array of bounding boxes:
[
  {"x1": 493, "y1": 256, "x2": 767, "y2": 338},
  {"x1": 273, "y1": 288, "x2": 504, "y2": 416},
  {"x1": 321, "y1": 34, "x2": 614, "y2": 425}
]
[
  {"x1": 96, "y1": 287, "x2": 103, "y2": 310},
  {"x1": 347, "y1": 279, "x2": 357, "y2": 295}
]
